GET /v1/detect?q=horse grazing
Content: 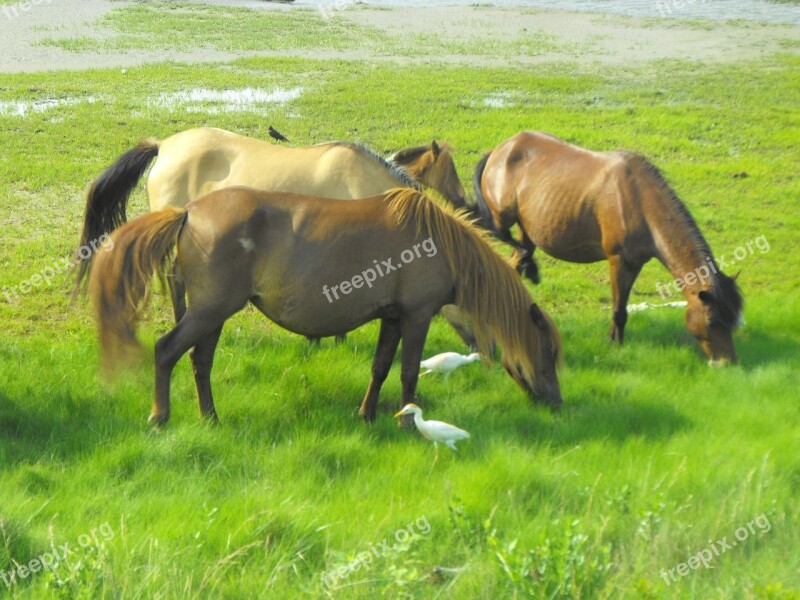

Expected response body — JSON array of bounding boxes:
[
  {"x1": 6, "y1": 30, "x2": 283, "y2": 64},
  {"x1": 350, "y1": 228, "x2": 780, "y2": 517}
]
[
  {"x1": 473, "y1": 131, "x2": 742, "y2": 364},
  {"x1": 390, "y1": 141, "x2": 467, "y2": 209},
  {"x1": 74, "y1": 127, "x2": 465, "y2": 300},
  {"x1": 89, "y1": 187, "x2": 563, "y2": 426}
]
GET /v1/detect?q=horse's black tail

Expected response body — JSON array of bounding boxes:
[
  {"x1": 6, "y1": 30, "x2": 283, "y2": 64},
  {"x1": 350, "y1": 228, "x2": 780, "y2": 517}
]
[
  {"x1": 470, "y1": 153, "x2": 496, "y2": 232},
  {"x1": 74, "y1": 139, "x2": 160, "y2": 295}
]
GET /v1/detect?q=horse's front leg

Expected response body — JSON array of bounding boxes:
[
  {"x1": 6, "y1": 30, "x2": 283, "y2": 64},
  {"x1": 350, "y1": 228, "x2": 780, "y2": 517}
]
[
  {"x1": 397, "y1": 313, "x2": 433, "y2": 427},
  {"x1": 607, "y1": 255, "x2": 644, "y2": 344},
  {"x1": 359, "y1": 319, "x2": 402, "y2": 423}
]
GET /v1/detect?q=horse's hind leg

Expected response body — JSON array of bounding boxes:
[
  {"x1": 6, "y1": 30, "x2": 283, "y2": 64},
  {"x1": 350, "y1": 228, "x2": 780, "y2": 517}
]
[
  {"x1": 189, "y1": 325, "x2": 224, "y2": 422},
  {"x1": 608, "y1": 256, "x2": 644, "y2": 344},
  {"x1": 150, "y1": 311, "x2": 226, "y2": 427},
  {"x1": 359, "y1": 319, "x2": 401, "y2": 423},
  {"x1": 517, "y1": 230, "x2": 540, "y2": 284},
  {"x1": 168, "y1": 260, "x2": 187, "y2": 323},
  {"x1": 498, "y1": 226, "x2": 539, "y2": 284}
]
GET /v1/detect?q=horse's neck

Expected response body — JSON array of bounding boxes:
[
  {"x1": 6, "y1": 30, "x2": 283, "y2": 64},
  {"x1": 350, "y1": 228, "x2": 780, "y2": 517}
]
[{"x1": 645, "y1": 186, "x2": 714, "y2": 295}]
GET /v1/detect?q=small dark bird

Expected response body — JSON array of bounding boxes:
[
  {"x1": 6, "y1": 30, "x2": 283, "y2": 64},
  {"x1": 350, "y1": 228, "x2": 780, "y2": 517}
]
[{"x1": 268, "y1": 125, "x2": 290, "y2": 143}]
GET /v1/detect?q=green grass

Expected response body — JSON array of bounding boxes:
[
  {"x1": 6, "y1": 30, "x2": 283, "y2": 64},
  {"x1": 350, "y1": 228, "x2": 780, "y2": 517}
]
[{"x1": 1, "y1": 7, "x2": 799, "y2": 599}]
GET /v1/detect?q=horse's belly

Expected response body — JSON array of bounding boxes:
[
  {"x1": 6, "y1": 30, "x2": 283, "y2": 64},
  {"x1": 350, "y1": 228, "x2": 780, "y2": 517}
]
[
  {"x1": 526, "y1": 211, "x2": 606, "y2": 263},
  {"x1": 251, "y1": 271, "x2": 386, "y2": 337}
]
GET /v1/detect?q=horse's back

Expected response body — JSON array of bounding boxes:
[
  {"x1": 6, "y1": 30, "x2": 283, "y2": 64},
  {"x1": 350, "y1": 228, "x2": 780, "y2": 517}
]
[
  {"x1": 148, "y1": 128, "x2": 401, "y2": 210},
  {"x1": 178, "y1": 188, "x2": 449, "y2": 336},
  {"x1": 487, "y1": 132, "x2": 638, "y2": 261}
]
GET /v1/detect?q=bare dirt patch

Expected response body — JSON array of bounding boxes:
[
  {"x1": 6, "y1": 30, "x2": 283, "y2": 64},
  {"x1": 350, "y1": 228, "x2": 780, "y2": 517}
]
[{"x1": 1, "y1": 0, "x2": 797, "y2": 73}]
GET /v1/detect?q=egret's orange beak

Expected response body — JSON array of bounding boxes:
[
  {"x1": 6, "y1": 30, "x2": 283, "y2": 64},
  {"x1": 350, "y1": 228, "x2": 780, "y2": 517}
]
[{"x1": 394, "y1": 409, "x2": 406, "y2": 418}]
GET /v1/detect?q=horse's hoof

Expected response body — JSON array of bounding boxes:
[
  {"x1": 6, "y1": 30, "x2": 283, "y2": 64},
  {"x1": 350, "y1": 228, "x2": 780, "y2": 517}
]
[
  {"x1": 201, "y1": 413, "x2": 219, "y2": 426},
  {"x1": 147, "y1": 412, "x2": 169, "y2": 428},
  {"x1": 359, "y1": 407, "x2": 376, "y2": 424}
]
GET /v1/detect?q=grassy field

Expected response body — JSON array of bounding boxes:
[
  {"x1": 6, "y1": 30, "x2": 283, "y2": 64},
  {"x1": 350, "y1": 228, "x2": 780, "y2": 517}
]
[{"x1": 1, "y1": 4, "x2": 799, "y2": 599}]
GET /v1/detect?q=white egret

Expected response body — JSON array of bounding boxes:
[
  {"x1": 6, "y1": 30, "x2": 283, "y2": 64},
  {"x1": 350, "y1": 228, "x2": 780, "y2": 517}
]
[
  {"x1": 394, "y1": 404, "x2": 470, "y2": 458},
  {"x1": 419, "y1": 352, "x2": 481, "y2": 377}
]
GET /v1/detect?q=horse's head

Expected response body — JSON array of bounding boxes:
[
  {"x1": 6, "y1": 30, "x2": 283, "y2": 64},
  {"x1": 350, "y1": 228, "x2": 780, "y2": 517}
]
[
  {"x1": 502, "y1": 303, "x2": 563, "y2": 409},
  {"x1": 391, "y1": 141, "x2": 467, "y2": 209},
  {"x1": 685, "y1": 272, "x2": 743, "y2": 365}
]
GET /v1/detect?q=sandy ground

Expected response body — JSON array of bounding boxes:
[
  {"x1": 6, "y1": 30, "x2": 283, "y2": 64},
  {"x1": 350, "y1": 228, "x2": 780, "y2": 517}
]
[{"x1": 0, "y1": 0, "x2": 798, "y2": 73}]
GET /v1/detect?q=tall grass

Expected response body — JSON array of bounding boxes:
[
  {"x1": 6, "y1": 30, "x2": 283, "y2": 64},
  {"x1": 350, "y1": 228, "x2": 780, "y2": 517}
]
[{"x1": 0, "y1": 9, "x2": 798, "y2": 599}]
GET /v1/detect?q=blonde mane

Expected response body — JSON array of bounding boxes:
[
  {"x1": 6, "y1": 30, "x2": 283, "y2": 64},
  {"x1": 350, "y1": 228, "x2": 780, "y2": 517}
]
[{"x1": 385, "y1": 188, "x2": 562, "y2": 387}]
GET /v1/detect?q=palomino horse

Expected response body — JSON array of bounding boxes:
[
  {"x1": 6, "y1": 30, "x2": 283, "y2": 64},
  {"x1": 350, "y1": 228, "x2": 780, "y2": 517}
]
[
  {"x1": 89, "y1": 188, "x2": 563, "y2": 426},
  {"x1": 390, "y1": 141, "x2": 467, "y2": 209},
  {"x1": 473, "y1": 131, "x2": 742, "y2": 364},
  {"x1": 74, "y1": 127, "x2": 465, "y2": 303}
]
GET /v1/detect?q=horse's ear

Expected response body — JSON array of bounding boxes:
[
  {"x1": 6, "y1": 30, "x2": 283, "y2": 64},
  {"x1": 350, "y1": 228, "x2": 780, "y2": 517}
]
[
  {"x1": 431, "y1": 140, "x2": 440, "y2": 158},
  {"x1": 731, "y1": 270, "x2": 741, "y2": 281},
  {"x1": 530, "y1": 303, "x2": 547, "y2": 328},
  {"x1": 698, "y1": 290, "x2": 714, "y2": 304}
]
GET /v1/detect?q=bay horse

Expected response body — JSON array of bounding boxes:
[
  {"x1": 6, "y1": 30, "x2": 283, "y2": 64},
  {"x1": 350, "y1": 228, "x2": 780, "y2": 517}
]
[
  {"x1": 473, "y1": 131, "x2": 742, "y2": 364},
  {"x1": 89, "y1": 187, "x2": 563, "y2": 426},
  {"x1": 74, "y1": 127, "x2": 465, "y2": 305}
]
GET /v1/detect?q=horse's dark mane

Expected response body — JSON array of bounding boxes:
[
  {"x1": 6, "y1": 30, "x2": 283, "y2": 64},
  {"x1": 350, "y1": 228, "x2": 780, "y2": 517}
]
[
  {"x1": 628, "y1": 152, "x2": 743, "y2": 329},
  {"x1": 332, "y1": 141, "x2": 419, "y2": 190}
]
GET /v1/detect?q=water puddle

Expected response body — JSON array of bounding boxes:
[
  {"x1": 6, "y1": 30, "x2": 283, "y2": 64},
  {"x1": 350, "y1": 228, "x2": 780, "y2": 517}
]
[
  {"x1": 148, "y1": 87, "x2": 303, "y2": 114},
  {"x1": 0, "y1": 96, "x2": 98, "y2": 118},
  {"x1": 472, "y1": 91, "x2": 526, "y2": 109}
]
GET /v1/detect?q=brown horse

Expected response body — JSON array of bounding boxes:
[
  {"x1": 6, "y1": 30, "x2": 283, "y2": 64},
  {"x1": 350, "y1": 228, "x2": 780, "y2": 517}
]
[
  {"x1": 74, "y1": 127, "x2": 465, "y2": 299},
  {"x1": 89, "y1": 187, "x2": 563, "y2": 426},
  {"x1": 473, "y1": 131, "x2": 742, "y2": 364}
]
